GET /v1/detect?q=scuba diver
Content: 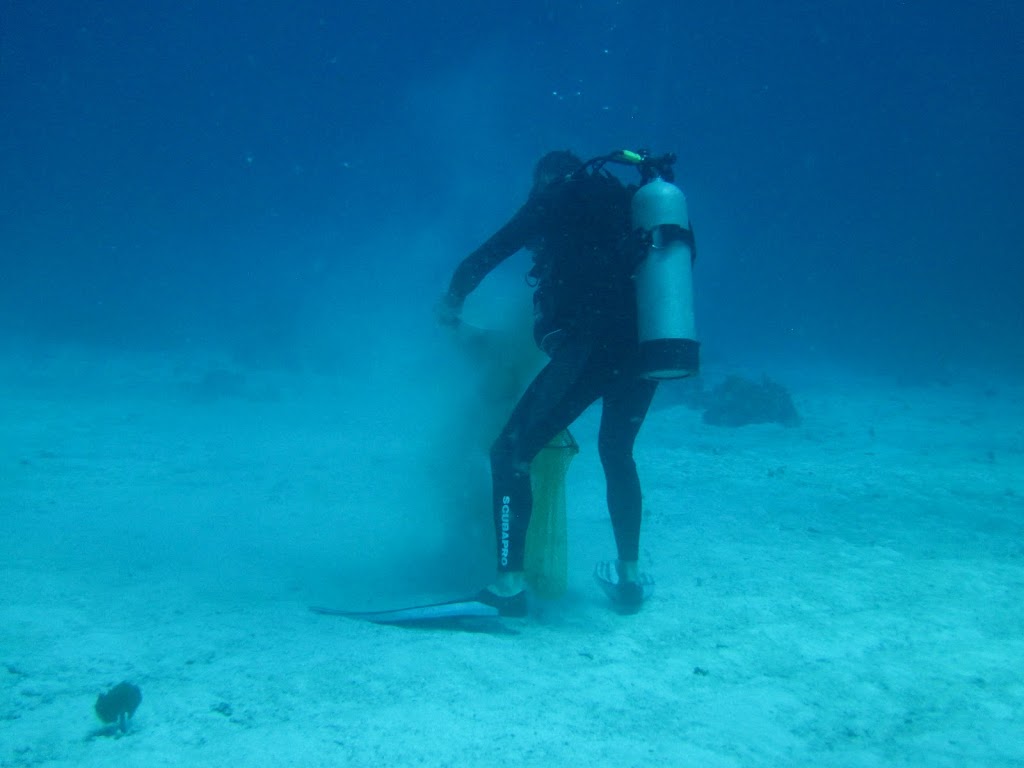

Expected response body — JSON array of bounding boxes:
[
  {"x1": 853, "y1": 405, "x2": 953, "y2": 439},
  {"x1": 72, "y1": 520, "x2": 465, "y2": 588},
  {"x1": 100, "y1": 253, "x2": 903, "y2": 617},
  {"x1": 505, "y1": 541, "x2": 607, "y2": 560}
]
[{"x1": 438, "y1": 148, "x2": 697, "y2": 617}]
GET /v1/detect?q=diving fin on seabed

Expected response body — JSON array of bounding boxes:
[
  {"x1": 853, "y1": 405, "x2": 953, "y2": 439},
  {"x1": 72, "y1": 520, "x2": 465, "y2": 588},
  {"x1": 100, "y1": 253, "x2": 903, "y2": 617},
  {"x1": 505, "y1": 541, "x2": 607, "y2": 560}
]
[
  {"x1": 310, "y1": 598, "x2": 499, "y2": 625},
  {"x1": 593, "y1": 560, "x2": 655, "y2": 614}
]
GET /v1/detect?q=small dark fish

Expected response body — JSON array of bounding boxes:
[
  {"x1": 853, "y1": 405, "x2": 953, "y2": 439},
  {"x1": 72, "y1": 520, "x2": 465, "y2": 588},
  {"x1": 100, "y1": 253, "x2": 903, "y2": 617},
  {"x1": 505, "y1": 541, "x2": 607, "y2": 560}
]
[{"x1": 95, "y1": 682, "x2": 142, "y2": 733}]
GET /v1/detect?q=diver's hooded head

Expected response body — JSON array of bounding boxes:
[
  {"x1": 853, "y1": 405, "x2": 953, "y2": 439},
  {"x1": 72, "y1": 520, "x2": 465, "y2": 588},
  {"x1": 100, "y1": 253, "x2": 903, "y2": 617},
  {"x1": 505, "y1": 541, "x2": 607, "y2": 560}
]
[{"x1": 531, "y1": 150, "x2": 582, "y2": 196}]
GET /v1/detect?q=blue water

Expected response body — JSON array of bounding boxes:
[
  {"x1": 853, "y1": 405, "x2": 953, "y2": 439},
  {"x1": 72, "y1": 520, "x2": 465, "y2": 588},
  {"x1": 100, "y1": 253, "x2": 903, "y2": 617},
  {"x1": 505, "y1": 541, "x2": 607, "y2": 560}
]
[{"x1": 3, "y1": 1, "x2": 1020, "y2": 375}]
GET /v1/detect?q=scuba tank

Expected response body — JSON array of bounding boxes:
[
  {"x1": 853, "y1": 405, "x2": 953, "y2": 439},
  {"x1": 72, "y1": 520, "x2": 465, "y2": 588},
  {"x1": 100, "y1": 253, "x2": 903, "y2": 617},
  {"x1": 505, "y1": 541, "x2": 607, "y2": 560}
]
[
  {"x1": 577, "y1": 149, "x2": 698, "y2": 379},
  {"x1": 629, "y1": 156, "x2": 699, "y2": 379}
]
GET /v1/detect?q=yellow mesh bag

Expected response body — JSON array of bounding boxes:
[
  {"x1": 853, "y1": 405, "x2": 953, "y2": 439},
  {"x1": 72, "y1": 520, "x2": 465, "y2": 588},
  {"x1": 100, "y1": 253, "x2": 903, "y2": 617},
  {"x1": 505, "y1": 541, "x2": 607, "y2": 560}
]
[{"x1": 524, "y1": 429, "x2": 579, "y2": 599}]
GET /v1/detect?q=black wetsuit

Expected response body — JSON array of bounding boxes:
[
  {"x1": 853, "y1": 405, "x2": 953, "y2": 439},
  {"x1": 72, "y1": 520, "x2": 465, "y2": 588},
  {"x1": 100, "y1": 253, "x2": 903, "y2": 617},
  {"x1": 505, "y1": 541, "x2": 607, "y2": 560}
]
[{"x1": 446, "y1": 173, "x2": 657, "y2": 572}]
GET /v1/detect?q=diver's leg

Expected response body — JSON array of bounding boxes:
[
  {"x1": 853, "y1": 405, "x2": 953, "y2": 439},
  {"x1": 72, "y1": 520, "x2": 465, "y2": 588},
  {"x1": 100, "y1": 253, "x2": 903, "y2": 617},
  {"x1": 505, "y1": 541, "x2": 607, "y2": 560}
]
[
  {"x1": 488, "y1": 338, "x2": 603, "y2": 591},
  {"x1": 598, "y1": 372, "x2": 658, "y2": 573}
]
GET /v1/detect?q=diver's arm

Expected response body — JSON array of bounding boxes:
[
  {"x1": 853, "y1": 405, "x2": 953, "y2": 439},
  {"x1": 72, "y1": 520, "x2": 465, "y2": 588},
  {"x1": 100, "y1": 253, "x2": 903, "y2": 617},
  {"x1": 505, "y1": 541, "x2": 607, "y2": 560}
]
[{"x1": 443, "y1": 203, "x2": 537, "y2": 314}]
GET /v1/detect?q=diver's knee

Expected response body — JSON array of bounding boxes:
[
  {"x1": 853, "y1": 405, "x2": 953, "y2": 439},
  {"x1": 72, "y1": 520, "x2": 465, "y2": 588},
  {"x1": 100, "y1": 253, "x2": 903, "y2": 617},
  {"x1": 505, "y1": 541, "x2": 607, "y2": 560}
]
[
  {"x1": 490, "y1": 433, "x2": 514, "y2": 463},
  {"x1": 598, "y1": 441, "x2": 635, "y2": 471},
  {"x1": 490, "y1": 434, "x2": 531, "y2": 472}
]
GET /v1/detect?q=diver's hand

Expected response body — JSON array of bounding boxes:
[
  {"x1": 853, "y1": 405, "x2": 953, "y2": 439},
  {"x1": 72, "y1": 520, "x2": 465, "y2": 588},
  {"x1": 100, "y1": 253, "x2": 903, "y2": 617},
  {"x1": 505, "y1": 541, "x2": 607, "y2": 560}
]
[{"x1": 435, "y1": 292, "x2": 463, "y2": 327}]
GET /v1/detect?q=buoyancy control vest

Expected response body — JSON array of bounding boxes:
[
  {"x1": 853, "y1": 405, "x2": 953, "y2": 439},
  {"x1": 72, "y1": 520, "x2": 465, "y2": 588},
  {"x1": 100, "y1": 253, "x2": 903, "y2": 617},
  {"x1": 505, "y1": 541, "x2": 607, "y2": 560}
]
[
  {"x1": 526, "y1": 167, "x2": 637, "y2": 350},
  {"x1": 528, "y1": 149, "x2": 698, "y2": 378}
]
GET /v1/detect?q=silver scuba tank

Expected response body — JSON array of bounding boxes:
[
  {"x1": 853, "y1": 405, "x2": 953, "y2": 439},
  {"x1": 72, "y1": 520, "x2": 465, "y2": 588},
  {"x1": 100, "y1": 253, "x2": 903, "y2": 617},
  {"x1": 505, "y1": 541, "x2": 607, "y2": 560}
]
[{"x1": 630, "y1": 178, "x2": 699, "y2": 379}]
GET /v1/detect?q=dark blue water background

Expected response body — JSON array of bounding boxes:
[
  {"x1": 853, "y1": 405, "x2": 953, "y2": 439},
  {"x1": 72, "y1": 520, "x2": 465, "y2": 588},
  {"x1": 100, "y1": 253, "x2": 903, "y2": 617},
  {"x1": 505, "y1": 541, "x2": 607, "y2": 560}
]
[{"x1": 2, "y1": 1, "x2": 1021, "y2": 375}]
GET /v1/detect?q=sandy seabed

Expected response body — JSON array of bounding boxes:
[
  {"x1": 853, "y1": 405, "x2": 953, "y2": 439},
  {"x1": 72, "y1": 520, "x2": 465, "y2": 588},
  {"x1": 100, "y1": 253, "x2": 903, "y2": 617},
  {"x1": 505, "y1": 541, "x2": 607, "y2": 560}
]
[{"x1": 2, "y1": 346, "x2": 1022, "y2": 767}]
